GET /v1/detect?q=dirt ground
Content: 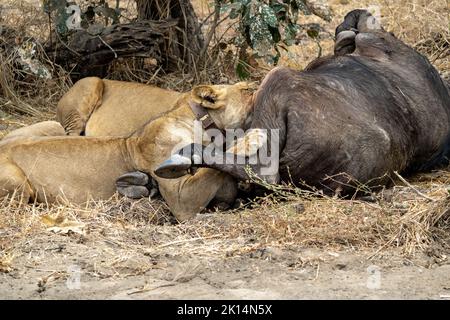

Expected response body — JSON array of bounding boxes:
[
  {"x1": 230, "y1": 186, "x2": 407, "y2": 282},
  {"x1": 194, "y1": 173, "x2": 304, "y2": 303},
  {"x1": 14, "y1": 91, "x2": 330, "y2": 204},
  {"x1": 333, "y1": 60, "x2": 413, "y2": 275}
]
[
  {"x1": 1, "y1": 234, "x2": 449, "y2": 299},
  {"x1": 1, "y1": 0, "x2": 449, "y2": 300}
]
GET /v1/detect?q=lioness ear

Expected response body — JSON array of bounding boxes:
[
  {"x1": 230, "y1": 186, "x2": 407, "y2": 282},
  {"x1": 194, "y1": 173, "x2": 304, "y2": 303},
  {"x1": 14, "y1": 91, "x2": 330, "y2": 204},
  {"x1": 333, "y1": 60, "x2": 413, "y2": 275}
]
[{"x1": 191, "y1": 85, "x2": 223, "y2": 109}]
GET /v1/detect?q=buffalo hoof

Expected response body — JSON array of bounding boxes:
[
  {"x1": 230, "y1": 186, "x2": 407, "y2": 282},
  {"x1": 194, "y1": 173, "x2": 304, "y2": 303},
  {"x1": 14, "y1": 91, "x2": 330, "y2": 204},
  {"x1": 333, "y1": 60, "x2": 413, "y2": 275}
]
[
  {"x1": 117, "y1": 185, "x2": 150, "y2": 199},
  {"x1": 233, "y1": 198, "x2": 245, "y2": 209},
  {"x1": 213, "y1": 201, "x2": 231, "y2": 211},
  {"x1": 116, "y1": 171, "x2": 149, "y2": 186},
  {"x1": 154, "y1": 154, "x2": 192, "y2": 179},
  {"x1": 335, "y1": 30, "x2": 357, "y2": 55}
]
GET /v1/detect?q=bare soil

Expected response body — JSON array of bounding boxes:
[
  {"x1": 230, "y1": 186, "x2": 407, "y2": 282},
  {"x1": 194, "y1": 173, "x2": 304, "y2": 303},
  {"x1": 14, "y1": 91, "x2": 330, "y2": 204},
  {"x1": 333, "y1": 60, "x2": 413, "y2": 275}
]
[{"x1": 1, "y1": 232, "x2": 449, "y2": 299}]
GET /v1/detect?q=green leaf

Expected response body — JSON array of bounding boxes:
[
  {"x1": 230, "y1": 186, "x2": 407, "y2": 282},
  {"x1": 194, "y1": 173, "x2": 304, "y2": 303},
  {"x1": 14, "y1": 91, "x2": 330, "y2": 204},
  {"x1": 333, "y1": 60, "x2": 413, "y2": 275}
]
[
  {"x1": 223, "y1": 0, "x2": 326, "y2": 66},
  {"x1": 55, "y1": 8, "x2": 71, "y2": 35},
  {"x1": 284, "y1": 23, "x2": 299, "y2": 45},
  {"x1": 307, "y1": 28, "x2": 320, "y2": 39},
  {"x1": 271, "y1": 3, "x2": 287, "y2": 14},
  {"x1": 295, "y1": 0, "x2": 311, "y2": 15},
  {"x1": 249, "y1": 13, "x2": 273, "y2": 57},
  {"x1": 221, "y1": 2, "x2": 242, "y2": 15},
  {"x1": 42, "y1": 0, "x2": 66, "y2": 14},
  {"x1": 220, "y1": 3, "x2": 232, "y2": 14},
  {"x1": 260, "y1": 4, "x2": 278, "y2": 28},
  {"x1": 229, "y1": 8, "x2": 240, "y2": 19}
]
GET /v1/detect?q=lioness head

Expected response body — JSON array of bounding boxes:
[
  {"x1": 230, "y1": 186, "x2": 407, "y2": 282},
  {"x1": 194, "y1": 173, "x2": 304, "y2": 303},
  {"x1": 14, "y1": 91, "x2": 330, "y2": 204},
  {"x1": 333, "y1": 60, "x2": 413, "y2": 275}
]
[{"x1": 190, "y1": 82, "x2": 257, "y2": 129}]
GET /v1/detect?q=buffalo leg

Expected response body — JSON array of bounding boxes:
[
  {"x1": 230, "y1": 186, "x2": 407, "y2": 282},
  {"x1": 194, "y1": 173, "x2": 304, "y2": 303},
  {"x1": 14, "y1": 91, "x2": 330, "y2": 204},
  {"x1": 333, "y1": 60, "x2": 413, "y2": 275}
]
[
  {"x1": 335, "y1": 9, "x2": 382, "y2": 36},
  {"x1": 334, "y1": 9, "x2": 384, "y2": 55},
  {"x1": 155, "y1": 142, "x2": 279, "y2": 184}
]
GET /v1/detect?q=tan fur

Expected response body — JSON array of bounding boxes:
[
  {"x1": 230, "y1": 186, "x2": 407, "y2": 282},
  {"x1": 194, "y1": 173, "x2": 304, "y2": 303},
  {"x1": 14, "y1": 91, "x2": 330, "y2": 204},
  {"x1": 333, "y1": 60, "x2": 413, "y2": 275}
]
[
  {"x1": 229, "y1": 128, "x2": 267, "y2": 156},
  {"x1": 2, "y1": 121, "x2": 66, "y2": 142},
  {"x1": 56, "y1": 77, "x2": 182, "y2": 136},
  {"x1": 1, "y1": 83, "x2": 254, "y2": 221}
]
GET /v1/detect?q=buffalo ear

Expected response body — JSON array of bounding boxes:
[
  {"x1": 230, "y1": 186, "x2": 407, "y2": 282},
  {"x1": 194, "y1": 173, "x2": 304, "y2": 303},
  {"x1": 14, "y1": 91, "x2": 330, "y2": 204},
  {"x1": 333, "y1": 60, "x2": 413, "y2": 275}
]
[{"x1": 191, "y1": 85, "x2": 222, "y2": 109}]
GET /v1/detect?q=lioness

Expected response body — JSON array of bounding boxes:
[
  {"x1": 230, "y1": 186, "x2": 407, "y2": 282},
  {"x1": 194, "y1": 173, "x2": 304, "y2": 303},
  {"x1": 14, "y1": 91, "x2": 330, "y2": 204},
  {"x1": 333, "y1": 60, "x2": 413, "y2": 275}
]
[
  {"x1": 0, "y1": 82, "x2": 254, "y2": 221},
  {"x1": 56, "y1": 77, "x2": 182, "y2": 136}
]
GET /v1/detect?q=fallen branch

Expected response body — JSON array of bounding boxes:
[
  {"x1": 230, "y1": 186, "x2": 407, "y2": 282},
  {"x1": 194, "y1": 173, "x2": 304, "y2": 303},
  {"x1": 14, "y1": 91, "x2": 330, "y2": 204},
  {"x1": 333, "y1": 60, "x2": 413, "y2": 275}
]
[
  {"x1": 393, "y1": 171, "x2": 436, "y2": 202},
  {"x1": 45, "y1": 19, "x2": 178, "y2": 80}
]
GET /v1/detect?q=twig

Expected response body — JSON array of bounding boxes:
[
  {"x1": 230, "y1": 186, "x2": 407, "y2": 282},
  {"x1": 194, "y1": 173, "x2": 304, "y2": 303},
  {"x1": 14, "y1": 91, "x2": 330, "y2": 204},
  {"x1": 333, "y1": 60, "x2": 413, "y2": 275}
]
[
  {"x1": 199, "y1": 11, "x2": 216, "y2": 29},
  {"x1": 367, "y1": 236, "x2": 396, "y2": 260},
  {"x1": 128, "y1": 283, "x2": 176, "y2": 295},
  {"x1": 56, "y1": 32, "x2": 81, "y2": 57},
  {"x1": 199, "y1": 0, "x2": 221, "y2": 58},
  {"x1": 393, "y1": 171, "x2": 436, "y2": 202},
  {"x1": 313, "y1": 263, "x2": 320, "y2": 281},
  {"x1": 48, "y1": 12, "x2": 52, "y2": 49},
  {"x1": 97, "y1": 36, "x2": 118, "y2": 59},
  {"x1": 156, "y1": 235, "x2": 222, "y2": 249}
]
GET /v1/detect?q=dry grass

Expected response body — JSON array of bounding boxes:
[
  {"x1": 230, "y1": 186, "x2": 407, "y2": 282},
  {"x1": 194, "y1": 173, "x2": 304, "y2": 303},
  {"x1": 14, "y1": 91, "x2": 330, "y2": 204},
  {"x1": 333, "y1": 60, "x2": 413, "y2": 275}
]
[
  {"x1": 278, "y1": 0, "x2": 449, "y2": 73},
  {"x1": 0, "y1": 1, "x2": 72, "y2": 121},
  {"x1": 0, "y1": 0, "x2": 449, "y2": 272},
  {"x1": 1, "y1": 171, "x2": 449, "y2": 272}
]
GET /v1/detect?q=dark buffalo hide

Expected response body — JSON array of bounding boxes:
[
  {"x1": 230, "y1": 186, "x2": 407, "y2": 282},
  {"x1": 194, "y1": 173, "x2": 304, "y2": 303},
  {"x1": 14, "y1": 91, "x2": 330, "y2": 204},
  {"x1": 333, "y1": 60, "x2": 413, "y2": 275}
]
[{"x1": 156, "y1": 10, "x2": 450, "y2": 196}]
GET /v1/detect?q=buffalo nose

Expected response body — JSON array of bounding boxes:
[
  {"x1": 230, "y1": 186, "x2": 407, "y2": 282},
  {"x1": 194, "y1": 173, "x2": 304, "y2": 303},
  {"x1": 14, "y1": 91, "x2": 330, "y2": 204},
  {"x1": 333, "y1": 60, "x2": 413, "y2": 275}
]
[{"x1": 154, "y1": 154, "x2": 193, "y2": 179}]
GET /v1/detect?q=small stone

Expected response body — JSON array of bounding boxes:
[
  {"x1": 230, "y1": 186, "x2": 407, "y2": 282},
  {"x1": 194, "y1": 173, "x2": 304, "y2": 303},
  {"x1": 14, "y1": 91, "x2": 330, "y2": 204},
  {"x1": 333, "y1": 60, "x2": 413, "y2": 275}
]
[
  {"x1": 335, "y1": 263, "x2": 347, "y2": 270},
  {"x1": 292, "y1": 203, "x2": 305, "y2": 214}
]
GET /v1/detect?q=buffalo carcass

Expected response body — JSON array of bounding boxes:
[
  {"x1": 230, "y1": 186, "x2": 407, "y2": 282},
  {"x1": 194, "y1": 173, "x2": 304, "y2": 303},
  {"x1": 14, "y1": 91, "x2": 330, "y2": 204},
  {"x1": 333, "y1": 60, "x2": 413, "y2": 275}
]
[{"x1": 156, "y1": 10, "x2": 450, "y2": 196}]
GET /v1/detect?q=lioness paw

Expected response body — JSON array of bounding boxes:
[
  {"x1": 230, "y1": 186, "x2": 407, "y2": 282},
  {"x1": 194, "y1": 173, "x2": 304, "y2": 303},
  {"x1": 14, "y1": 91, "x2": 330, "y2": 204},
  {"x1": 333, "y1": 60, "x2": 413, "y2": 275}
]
[{"x1": 229, "y1": 129, "x2": 267, "y2": 156}]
